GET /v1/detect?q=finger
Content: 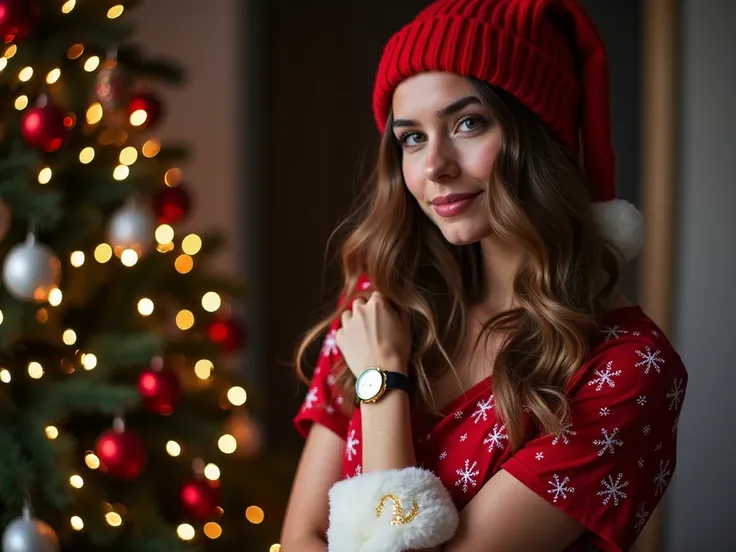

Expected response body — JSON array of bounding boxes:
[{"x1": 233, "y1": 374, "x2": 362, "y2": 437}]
[
  {"x1": 368, "y1": 291, "x2": 384, "y2": 304},
  {"x1": 334, "y1": 328, "x2": 344, "y2": 349},
  {"x1": 340, "y1": 309, "x2": 352, "y2": 327},
  {"x1": 351, "y1": 297, "x2": 367, "y2": 310}
]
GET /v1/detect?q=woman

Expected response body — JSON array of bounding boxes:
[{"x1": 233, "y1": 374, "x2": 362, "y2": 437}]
[{"x1": 281, "y1": 0, "x2": 688, "y2": 550}]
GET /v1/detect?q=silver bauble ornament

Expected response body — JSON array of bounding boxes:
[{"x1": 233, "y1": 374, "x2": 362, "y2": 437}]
[
  {"x1": 2, "y1": 234, "x2": 61, "y2": 302},
  {"x1": 2, "y1": 504, "x2": 59, "y2": 552},
  {"x1": 107, "y1": 199, "x2": 156, "y2": 255},
  {"x1": 0, "y1": 198, "x2": 11, "y2": 242}
]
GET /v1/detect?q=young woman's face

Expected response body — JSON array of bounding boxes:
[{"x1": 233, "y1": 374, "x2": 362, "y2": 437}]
[{"x1": 392, "y1": 72, "x2": 503, "y2": 246}]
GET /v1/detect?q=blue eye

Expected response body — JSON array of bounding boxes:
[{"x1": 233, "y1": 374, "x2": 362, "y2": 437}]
[{"x1": 457, "y1": 116, "x2": 485, "y2": 133}]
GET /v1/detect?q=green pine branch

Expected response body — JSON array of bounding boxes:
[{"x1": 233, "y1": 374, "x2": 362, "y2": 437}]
[
  {"x1": 84, "y1": 332, "x2": 163, "y2": 374},
  {"x1": 0, "y1": 428, "x2": 32, "y2": 507},
  {"x1": 19, "y1": 423, "x2": 75, "y2": 509},
  {"x1": 30, "y1": 380, "x2": 141, "y2": 419}
]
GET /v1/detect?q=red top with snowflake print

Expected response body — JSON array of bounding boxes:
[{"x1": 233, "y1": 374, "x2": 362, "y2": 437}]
[{"x1": 293, "y1": 279, "x2": 688, "y2": 552}]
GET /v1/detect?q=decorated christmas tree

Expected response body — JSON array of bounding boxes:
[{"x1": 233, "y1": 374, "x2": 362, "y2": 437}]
[{"x1": 0, "y1": 1, "x2": 284, "y2": 550}]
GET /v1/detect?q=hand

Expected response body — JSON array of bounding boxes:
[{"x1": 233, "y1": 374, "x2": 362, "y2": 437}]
[{"x1": 335, "y1": 292, "x2": 411, "y2": 378}]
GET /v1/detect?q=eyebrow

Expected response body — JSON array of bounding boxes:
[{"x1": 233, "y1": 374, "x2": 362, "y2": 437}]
[{"x1": 392, "y1": 96, "x2": 482, "y2": 129}]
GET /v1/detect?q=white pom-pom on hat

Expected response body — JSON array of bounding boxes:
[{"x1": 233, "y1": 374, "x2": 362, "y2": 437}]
[{"x1": 591, "y1": 198, "x2": 646, "y2": 262}]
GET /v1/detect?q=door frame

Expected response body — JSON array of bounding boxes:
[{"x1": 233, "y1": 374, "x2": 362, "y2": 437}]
[{"x1": 636, "y1": 0, "x2": 678, "y2": 550}]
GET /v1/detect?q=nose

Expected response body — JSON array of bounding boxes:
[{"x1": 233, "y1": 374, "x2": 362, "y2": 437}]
[{"x1": 424, "y1": 138, "x2": 459, "y2": 183}]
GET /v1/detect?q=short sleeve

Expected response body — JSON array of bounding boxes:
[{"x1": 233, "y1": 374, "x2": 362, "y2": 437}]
[
  {"x1": 502, "y1": 331, "x2": 688, "y2": 551},
  {"x1": 293, "y1": 317, "x2": 351, "y2": 440}
]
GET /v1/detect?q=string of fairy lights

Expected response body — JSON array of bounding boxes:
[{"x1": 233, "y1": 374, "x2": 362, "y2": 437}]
[{"x1": 0, "y1": 1, "x2": 281, "y2": 550}]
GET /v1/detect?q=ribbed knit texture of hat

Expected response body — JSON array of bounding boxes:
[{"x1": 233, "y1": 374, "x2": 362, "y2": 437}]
[{"x1": 372, "y1": 0, "x2": 645, "y2": 261}]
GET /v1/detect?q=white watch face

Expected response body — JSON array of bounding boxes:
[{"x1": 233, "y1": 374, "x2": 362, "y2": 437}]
[{"x1": 356, "y1": 369, "x2": 383, "y2": 400}]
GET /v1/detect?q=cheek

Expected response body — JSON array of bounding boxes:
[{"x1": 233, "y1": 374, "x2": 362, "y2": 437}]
[
  {"x1": 402, "y1": 157, "x2": 426, "y2": 201},
  {"x1": 464, "y1": 140, "x2": 502, "y2": 181}
]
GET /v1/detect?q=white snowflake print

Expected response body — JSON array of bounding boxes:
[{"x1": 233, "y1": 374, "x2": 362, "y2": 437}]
[
  {"x1": 654, "y1": 460, "x2": 672, "y2": 495},
  {"x1": 593, "y1": 427, "x2": 624, "y2": 456},
  {"x1": 633, "y1": 331, "x2": 642, "y2": 336},
  {"x1": 326, "y1": 405, "x2": 335, "y2": 415},
  {"x1": 345, "y1": 430, "x2": 360, "y2": 461},
  {"x1": 535, "y1": 452, "x2": 544, "y2": 461},
  {"x1": 321, "y1": 330, "x2": 338, "y2": 357},
  {"x1": 483, "y1": 423, "x2": 509, "y2": 453},
  {"x1": 547, "y1": 474, "x2": 575, "y2": 503},
  {"x1": 551, "y1": 423, "x2": 577, "y2": 445},
  {"x1": 360, "y1": 280, "x2": 372, "y2": 290},
  {"x1": 587, "y1": 360, "x2": 622, "y2": 391},
  {"x1": 655, "y1": 442, "x2": 663, "y2": 451},
  {"x1": 667, "y1": 378, "x2": 685, "y2": 411},
  {"x1": 455, "y1": 459, "x2": 480, "y2": 493},
  {"x1": 597, "y1": 473, "x2": 629, "y2": 506},
  {"x1": 439, "y1": 451, "x2": 448, "y2": 460},
  {"x1": 599, "y1": 407, "x2": 610, "y2": 416},
  {"x1": 304, "y1": 388, "x2": 318, "y2": 409},
  {"x1": 336, "y1": 396, "x2": 344, "y2": 405},
  {"x1": 471, "y1": 395, "x2": 495, "y2": 424},
  {"x1": 635, "y1": 502, "x2": 650, "y2": 531},
  {"x1": 638, "y1": 458, "x2": 645, "y2": 468},
  {"x1": 326, "y1": 374, "x2": 336, "y2": 386},
  {"x1": 642, "y1": 425, "x2": 651, "y2": 436},
  {"x1": 635, "y1": 346, "x2": 664, "y2": 374},
  {"x1": 602, "y1": 325, "x2": 628, "y2": 341},
  {"x1": 652, "y1": 330, "x2": 659, "y2": 337},
  {"x1": 460, "y1": 433, "x2": 468, "y2": 442},
  {"x1": 637, "y1": 395, "x2": 647, "y2": 406},
  {"x1": 355, "y1": 465, "x2": 362, "y2": 476},
  {"x1": 454, "y1": 411, "x2": 464, "y2": 419}
]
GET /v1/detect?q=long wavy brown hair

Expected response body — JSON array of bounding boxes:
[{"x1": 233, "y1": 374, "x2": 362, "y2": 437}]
[{"x1": 295, "y1": 78, "x2": 619, "y2": 449}]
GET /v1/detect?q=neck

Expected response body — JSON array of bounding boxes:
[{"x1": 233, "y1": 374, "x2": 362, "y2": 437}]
[{"x1": 477, "y1": 236, "x2": 524, "y2": 313}]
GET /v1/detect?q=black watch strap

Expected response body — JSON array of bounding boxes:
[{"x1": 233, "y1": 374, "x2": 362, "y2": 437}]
[{"x1": 385, "y1": 371, "x2": 411, "y2": 394}]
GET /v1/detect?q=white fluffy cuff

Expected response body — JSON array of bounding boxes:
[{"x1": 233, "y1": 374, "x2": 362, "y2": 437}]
[{"x1": 326, "y1": 467, "x2": 459, "y2": 552}]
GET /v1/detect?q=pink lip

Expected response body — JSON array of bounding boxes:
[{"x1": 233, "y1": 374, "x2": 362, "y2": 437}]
[
  {"x1": 431, "y1": 193, "x2": 481, "y2": 205},
  {"x1": 430, "y1": 192, "x2": 482, "y2": 218}
]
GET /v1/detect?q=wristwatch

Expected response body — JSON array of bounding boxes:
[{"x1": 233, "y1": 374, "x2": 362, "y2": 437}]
[{"x1": 355, "y1": 367, "x2": 410, "y2": 403}]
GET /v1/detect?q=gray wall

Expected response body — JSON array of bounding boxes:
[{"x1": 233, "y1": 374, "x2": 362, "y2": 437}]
[{"x1": 667, "y1": 0, "x2": 736, "y2": 549}]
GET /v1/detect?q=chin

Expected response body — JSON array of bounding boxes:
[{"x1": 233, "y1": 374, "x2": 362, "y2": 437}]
[
  {"x1": 438, "y1": 225, "x2": 490, "y2": 246},
  {"x1": 421, "y1": 207, "x2": 493, "y2": 246}
]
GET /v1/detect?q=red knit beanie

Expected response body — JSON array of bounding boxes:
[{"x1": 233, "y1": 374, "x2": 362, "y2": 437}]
[{"x1": 372, "y1": 0, "x2": 644, "y2": 261}]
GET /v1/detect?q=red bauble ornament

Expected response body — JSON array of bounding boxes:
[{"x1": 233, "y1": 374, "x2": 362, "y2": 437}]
[
  {"x1": 180, "y1": 480, "x2": 221, "y2": 521},
  {"x1": 0, "y1": 0, "x2": 39, "y2": 43},
  {"x1": 138, "y1": 367, "x2": 181, "y2": 415},
  {"x1": 95, "y1": 424, "x2": 147, "y2": 480},
  {"x1": 128, "y1": 92, "x2": 164, "y2": 130},
  {"x1": 21, "y1": 103, "x2": 69, "y2": 152},
  {"x1": 153, "y1": 185, "x2": 192, "y2": 224},
  {"x1": 208, "y1": 318, "x2": 246, "y2": 354}
]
